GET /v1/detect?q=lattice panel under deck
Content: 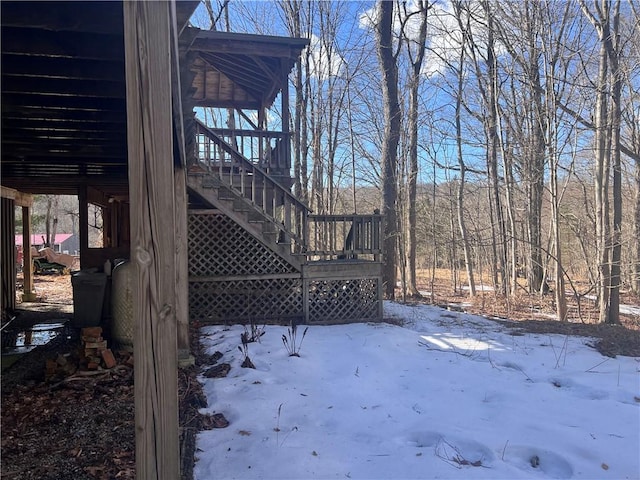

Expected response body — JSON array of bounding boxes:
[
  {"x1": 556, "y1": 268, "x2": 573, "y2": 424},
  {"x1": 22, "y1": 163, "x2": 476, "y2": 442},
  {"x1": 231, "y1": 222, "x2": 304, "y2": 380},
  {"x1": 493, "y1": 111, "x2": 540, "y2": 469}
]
[
  {"x1": 307, "y1": 278, "x2": 380, "y2": 324},
  {"x1": 188, "y1": 213, "x2": 296, "y2": 277},
  {"x1": 190, "y1": 278, "x2": 303, "y2": 323}
]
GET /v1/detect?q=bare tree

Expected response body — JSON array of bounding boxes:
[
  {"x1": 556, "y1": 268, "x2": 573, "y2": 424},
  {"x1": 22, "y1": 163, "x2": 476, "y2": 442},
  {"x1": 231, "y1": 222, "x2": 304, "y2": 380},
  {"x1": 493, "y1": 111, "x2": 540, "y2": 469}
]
[
  {"x1": 281, "y1": 0, "x2": 312, "y2": 204},
  {"x1": 375, "y1": 0, "x2": 401, "y2": 298},
  {"x1": 463, "y1": 1, "x2": 508, "y2": 293},
  {"x1": 580, "y1": 0, "x2": 623, "y2": 324},
  {"x1": 448, "y1": 1, "x2": 477, "y2": 298},
  {"x1": 44, "y1": 195, "x2": 59, "y2": 248},
  {"x1": 403, "y1": 0, "x2": 430, "y2": 297}
]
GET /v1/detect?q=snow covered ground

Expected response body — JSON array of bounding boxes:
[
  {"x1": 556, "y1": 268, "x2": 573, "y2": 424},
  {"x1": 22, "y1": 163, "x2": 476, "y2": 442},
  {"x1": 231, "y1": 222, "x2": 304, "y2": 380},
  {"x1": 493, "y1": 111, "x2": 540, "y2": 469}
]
[{"x1": 194, "y1": 302, "x2": 640, "y2": 480}]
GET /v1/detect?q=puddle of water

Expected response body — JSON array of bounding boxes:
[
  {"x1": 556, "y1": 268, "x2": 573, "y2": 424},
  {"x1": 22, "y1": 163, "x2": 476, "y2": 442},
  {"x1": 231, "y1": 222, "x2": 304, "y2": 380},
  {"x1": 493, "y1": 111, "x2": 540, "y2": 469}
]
[
  {"x1": 1, "y1": 321, "x2": 67, "y2": 368},
  {"x1": 30, "y1": 322, "x2": 66, "y2": 332}
]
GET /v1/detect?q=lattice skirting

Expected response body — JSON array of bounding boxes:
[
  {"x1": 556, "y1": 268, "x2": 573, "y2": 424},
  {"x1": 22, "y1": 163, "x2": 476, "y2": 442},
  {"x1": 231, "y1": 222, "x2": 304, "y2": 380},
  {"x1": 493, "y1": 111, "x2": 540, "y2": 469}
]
[
  {"x1": 189, "y1": 278, "x2": 303, "y2": 323},
  {"x1": 189, "y1": 276, "x2": 382, "y2": 325},
  {"x1": 188, "y1": 212, "x2": 296, "y2": 277},
  {"x1": 306, "y1": 277, "x2": 381, "y2": 325}
]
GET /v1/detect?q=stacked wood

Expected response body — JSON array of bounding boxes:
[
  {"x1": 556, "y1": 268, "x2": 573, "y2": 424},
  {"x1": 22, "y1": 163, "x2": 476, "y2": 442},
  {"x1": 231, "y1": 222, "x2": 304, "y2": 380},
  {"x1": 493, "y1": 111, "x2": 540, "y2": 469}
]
[
  {"x1": 44, "y1": 328, "x2": 135, "y2": 381},
  {"x1": 80, "y1": 326, "x2": 116, "y2": 370},
  {"x1": 45, "y1": 354, "x2": 77, "y2": 379}
]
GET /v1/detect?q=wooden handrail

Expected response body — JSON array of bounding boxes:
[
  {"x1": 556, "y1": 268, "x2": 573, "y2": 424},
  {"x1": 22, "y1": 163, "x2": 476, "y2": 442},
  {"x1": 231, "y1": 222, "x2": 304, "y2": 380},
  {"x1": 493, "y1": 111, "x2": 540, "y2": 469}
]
[
  {"x1": 304, "y1": 213, "x2": 382, "y2": 261},
  {"x1": 193, "y1": 120, "x2": 382, "y2": 262},
  {"x1": 193, "y1": 119, "x2": 309, "y2": 248},
  {"x1": 203, "y1": 126, "x2": 291, "y2": 172}
]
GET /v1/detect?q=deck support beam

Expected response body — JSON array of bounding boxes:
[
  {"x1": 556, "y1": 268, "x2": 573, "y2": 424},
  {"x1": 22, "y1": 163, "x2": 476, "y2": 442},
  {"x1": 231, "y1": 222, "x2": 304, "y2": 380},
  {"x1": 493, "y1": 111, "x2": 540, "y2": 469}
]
[
  {"x1": 123, "y1": 1, "x2": 179, "y2": 478},
  {"x1": 21, "y1": 205, "x2": 36, "y2": 301},
  {"x1": 175, "y1": 166, "x2": 191, "y2": 364}
]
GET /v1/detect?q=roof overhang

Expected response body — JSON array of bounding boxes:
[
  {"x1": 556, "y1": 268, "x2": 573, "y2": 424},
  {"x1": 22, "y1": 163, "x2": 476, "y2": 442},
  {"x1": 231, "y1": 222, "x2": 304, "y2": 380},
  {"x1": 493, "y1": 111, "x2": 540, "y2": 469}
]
[{"x1": 187, "y1": 30, "x2": 309, "y2": 110}]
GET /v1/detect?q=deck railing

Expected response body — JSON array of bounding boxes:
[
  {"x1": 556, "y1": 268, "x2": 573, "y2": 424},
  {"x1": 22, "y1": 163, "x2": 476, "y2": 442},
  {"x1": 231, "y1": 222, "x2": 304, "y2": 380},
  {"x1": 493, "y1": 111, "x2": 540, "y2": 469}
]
[
  {"x1": 196, "y1": 123, "x2": 290, "y2": 174},
  {"x1": 304, "y1": 213, "x2": 382, "y2": 261},
  {"x1": 194, "y1": 119, "x2": 308, "y2": 247},
  {"x1": 194, "y1": 120, "x2": 382, "y2": 263}
]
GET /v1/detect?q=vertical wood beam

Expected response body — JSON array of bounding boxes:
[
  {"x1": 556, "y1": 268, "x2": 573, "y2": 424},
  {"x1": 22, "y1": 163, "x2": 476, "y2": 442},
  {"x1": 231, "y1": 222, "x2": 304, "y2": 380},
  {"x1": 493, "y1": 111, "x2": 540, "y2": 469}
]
[
  {"x1": 123, "y1": 2, "x2": 179, "y2": 479},
  {"x1": 303, "y1": 277, "x2": 310, "y2": 323},
  {"x1": 78, "y1": 186, "x2": 89, "y2": 269},
  {"x1": 280, "y1": 58, "x2": 291, "y2": 172},
  {"x1": 175, "y1": 166, "x2": 191, "y2": 362},
  {"x1": 21, "y1": 206, "x2": 35, "y2": 299},
  {"x1": 1, "y1": 198, "x2": 16, "y2": 313}
]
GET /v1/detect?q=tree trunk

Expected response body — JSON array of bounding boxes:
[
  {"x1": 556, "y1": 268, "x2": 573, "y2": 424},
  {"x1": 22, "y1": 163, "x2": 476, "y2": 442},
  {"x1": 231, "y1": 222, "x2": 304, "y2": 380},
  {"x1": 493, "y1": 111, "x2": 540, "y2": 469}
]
[
  {"x1": 635, "y1": 157, "x2": 640, "y2": 293},
  {"x1": 606, "y1": 0, "x2": 622, "y2": 324},
  {"x1": 375, "y1": 0, "x2": 401, "y2": 299},
  {"x1": 45, "y1": 196, "x2": 52, "y2": 247},
  {"x1": 484, "y1": 3, "x2": 508, "y2": 294},
  {"x1": 282, "y1": 1, "x2": 304, "y2": 200},
  {"x1": 406, "y1": 0, "x2": 428, "y2": 297},
  {"x1": 452, "y1": 2, "x2": 476, "y2": 296},
  {"x1": 592, "y1": 3, "x2": 612, "y2": 324}
]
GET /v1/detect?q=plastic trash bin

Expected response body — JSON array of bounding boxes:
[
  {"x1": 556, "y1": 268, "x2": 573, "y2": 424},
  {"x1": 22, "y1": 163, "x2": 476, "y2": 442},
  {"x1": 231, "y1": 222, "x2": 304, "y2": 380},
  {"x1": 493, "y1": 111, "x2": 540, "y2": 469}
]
[{"x1": 71, "y1": 271, "x2": 108, "y2": 327}]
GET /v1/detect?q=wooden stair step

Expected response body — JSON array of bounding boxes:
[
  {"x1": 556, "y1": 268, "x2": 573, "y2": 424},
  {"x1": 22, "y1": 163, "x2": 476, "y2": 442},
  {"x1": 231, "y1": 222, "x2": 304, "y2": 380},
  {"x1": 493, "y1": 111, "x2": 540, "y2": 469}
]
[
  {"x1": 217, "y1": 187, "x2": 235, "y2": 200},
  {"x1": 233, "y1": 199, "x2": 252, "y2": 212}
]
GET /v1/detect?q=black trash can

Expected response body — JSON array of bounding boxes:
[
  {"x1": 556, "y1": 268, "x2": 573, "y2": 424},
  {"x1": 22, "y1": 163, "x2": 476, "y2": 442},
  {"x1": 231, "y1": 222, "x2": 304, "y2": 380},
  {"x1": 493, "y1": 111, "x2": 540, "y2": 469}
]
[{"x1": 71, "y1": 271, "x2": 108, "y2": 327}]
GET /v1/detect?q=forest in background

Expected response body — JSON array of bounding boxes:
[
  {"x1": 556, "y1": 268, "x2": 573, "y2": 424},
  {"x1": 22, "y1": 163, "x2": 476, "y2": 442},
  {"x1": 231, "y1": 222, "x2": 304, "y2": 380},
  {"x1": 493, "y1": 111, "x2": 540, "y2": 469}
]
[
  {"x1": 15, "y1": 195, "x2": 103, "y2": 250},
  {"x1": 17, "y1": 1, "x2": 638, "y2": 326},
  {"x1": 194, "y1": 0, "x2": 640, "y2": 325}
]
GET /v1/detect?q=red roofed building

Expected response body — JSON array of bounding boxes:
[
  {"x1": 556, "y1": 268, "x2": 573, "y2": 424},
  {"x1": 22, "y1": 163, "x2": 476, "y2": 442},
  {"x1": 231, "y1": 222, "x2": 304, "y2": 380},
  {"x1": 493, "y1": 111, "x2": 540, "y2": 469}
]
[{"x1": 15, "y1": 233, "x2": 78, "y2": 254}]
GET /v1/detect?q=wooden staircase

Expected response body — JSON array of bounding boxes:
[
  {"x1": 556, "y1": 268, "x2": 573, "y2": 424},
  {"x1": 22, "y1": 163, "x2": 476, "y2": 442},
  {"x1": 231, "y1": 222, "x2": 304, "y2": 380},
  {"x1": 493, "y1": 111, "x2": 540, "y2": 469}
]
[{"x1": 186, "y1": 119, "x2": 383, "y2": 325}]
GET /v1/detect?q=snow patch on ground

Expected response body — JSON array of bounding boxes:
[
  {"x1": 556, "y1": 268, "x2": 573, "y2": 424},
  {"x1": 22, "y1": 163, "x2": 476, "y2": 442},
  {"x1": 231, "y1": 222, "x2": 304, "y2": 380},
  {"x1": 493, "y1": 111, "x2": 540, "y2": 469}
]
[{"x1": 194, "y1": 302, "x2": 640, "y2": 480}]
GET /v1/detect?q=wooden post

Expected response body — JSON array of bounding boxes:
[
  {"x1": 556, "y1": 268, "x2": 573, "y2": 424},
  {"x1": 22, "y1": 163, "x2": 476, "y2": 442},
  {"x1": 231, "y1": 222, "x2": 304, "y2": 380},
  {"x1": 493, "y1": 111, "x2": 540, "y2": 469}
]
[
  {"x1": 1, "y1": 197, "x2": 16, "y2": 313},
  {"x1": 78, "y1": 186, "x2": 89, "y2": 269},
  {"x1": 21, "y1": 206, "x2": 36, "y2": 301},
  {"x1": 175, "y1": 166, "x2": 191, "y2": 364},
  {"x1": 280, "y1": 58, "x2": 291, "y2": 172},
  {"x1": 123, "y1": 2, "x2": 179, "y2": 479}
]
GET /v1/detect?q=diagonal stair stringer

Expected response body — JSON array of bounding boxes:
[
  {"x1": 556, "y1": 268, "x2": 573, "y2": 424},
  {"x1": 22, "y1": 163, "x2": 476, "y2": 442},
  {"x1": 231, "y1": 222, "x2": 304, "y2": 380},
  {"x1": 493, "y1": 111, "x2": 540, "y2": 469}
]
[{"x1": 187, "y1": 173, "x2": 303, "y2": 271}]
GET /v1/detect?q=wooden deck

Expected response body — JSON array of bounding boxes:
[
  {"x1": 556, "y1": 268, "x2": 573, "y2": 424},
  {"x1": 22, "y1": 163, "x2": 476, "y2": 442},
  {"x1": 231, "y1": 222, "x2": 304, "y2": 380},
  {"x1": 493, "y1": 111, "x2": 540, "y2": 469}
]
[{"x1": 188, "y1": 114, "x2": 383, "y2": 325}]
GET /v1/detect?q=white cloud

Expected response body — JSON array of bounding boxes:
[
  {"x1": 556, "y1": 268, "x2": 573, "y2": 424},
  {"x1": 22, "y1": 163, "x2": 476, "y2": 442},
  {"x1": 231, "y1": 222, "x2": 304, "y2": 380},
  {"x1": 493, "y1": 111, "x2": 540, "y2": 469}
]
[
  {"x1": 308, "y1": 33, "x2": 346, "y2": 80},
  {"x1": 423, "y1": 1, "x2": 463, "y2": 77},
  {"x1": 358, "y1": 0, "x2": 495, "y2": 78}
]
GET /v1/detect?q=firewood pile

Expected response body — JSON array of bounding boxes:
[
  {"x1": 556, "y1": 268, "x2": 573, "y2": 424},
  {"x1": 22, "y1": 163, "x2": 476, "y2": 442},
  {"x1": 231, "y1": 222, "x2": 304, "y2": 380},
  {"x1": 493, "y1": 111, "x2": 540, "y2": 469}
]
[{"x1": 44, "y1": 326, "x2": 134, "y2": 382}]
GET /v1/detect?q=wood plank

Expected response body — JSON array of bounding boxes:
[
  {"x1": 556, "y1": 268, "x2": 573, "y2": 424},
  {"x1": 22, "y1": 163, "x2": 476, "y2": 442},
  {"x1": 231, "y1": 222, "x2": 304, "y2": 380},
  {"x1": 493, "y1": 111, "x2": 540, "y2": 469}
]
[
  {"x1": 78, "y1": 186, "x2": 89, "y2": 269},
  {"x1": 1, "y1": 107, "x2": 126, "y2": 124},
  {"x1": 1, "y1": 92, "x2": 126, "y2": 111},
  {"x1": 22, "y1": 206, "x2": 33, "y2": 297},
  {"x1": 4, "y1": 119, "x2": 125, "y2": 133},
  {"x1": 302, "y1": 261, "x2": 383, "y2": 280},
  {"x1": 0, "y1": 1, "x2": 124, "y2": 35},
  {"x1": 189, "y1": 272, "x2": 301, "y2": 282},
  {"x1": 1, "y1": 54, "x2": 125, "y2": 82},
  {"x1": 0, "y1": 198, "x2": 16, "y2": 313},
  {"x1": 123, "y1": 1, "x2": 179, "y2": 478},
  {"x1": 174, "y1": 167, "x2": 190, "y2": 360},
  {"x1": 1, "y1": 76, "x2": 126, "y2": 99},
  {"x1": 0, "y1": 187, "x2": 32, "y2": 207},
  {"x1": 1, "y1": 26, "x2": 124, "y2": 60},
  {"x1": 1, "y1": 148, "x2": 126, "y2": 160},
  {"x1": 2, "y1": 128, "x2": 125, "y2": 143},
  {"x1": 191, "y1": 32, "x2": 308, "y2": 58},
  {"x1": 0, "y1": 177, "x2": 128, "y2": 196}
]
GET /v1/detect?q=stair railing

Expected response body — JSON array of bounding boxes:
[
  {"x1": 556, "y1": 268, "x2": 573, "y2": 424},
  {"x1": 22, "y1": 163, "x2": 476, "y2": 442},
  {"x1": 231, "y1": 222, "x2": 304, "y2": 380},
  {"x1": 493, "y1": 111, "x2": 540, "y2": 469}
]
[
  {"x1": 304, "y1": 213, "x2": 382, "y2": 261},
  {"x1": 194, "y1": 119, "x2": 308, "y2": 248},
  {"x1": 204, "y1": 126, "x2": 290, "y2": 174}
]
